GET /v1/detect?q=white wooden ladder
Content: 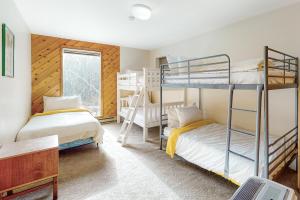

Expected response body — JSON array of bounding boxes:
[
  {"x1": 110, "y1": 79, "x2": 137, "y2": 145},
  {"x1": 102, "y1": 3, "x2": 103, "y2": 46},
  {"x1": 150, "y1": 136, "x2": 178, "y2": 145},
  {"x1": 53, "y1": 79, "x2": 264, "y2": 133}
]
[{"x1": 117, "y1": 87, "x2": 144, "y2": 146}]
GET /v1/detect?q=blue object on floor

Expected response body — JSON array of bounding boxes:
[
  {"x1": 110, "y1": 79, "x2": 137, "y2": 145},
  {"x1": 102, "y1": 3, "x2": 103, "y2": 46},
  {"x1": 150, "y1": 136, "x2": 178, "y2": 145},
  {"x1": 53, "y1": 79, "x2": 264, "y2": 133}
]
[{"x1": 59, "y1": 138, "x2": 95, "y2": 150}]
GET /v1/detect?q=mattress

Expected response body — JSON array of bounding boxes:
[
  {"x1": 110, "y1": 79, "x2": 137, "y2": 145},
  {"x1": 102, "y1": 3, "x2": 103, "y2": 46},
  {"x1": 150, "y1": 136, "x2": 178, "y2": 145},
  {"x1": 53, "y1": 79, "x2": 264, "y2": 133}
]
[
  {"x1": 17, "y1": 111, "x2": 104, "y2": 145},
  {"x1": 164, "y1": 61, "x2": 295, "y2": 84},
  {"x1": 164, "y1": 123, "x2": 290, "y2": 185}
]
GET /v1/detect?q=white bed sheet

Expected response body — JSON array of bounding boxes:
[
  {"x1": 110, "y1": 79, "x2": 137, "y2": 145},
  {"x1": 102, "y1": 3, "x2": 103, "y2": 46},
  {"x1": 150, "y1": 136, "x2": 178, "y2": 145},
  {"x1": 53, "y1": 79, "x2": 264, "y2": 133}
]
[
  {"x1": 164, "y1": 69, "x2": 295, "y2": 85},
  {"x1": 17, "y1": 112, "x2": 104, "y2": 145},
  {"x1": 164, "y1": 123, "x2": 288, "y2": 185}
]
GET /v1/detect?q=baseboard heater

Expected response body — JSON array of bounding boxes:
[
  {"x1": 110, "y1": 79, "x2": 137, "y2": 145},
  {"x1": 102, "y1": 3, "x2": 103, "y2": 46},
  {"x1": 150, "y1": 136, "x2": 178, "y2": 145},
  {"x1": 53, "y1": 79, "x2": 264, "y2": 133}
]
[{"x1": 98, "y1": 116, "x2": 116, "y2": 123}]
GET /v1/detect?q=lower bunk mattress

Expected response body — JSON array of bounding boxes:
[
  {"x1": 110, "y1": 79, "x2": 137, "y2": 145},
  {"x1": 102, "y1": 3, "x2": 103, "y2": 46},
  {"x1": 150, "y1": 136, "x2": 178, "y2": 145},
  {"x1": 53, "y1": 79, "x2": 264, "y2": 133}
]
[
  {"x1": 164, "y1": 123, "x2": 288, "y2": 185},
  {"x1": 119, "y1": 107, "x2": 167, "y2": 127}
]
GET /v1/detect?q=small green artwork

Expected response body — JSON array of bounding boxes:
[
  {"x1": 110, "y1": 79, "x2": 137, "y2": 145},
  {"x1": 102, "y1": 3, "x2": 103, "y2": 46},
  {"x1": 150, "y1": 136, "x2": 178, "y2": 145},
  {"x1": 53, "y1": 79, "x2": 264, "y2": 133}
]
[{"x1": 2, "y1": 23, "x2": 15, "y2": 78}]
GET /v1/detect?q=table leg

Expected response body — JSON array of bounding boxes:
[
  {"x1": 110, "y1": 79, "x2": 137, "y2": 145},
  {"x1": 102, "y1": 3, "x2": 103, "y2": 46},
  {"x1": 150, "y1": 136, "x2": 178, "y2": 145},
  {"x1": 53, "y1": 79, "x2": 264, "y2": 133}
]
[{"x1": 53, "y1": 176, "x2": 58, "y2": 200}]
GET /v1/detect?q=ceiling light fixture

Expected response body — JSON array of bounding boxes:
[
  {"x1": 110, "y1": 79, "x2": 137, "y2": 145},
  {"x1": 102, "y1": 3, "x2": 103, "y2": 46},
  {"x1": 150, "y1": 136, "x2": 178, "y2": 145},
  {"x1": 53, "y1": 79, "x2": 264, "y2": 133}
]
[{"x1": 131, "y1": 4, "x2": 152, "y2": 21}]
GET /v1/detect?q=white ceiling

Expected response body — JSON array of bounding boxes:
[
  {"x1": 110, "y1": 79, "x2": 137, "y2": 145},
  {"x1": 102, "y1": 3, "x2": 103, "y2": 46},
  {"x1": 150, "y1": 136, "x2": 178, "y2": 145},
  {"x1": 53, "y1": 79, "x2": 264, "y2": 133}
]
[{"x1": 14, "y1": 0, "x2": 300, "y2": 50}]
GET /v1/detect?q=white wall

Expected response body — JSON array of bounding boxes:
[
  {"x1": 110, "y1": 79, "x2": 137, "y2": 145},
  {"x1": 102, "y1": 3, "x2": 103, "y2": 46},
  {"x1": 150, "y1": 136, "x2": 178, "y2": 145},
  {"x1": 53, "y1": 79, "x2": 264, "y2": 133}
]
[
  {"x1": 120, "y1": 46, "x2": 150, "y2": 72},
  {"x1": 150, "y1": 3, "x2": 300, "y2": 135},
  {"x1": 0, "y1": 0, "x2": 31, "y2": 143}
]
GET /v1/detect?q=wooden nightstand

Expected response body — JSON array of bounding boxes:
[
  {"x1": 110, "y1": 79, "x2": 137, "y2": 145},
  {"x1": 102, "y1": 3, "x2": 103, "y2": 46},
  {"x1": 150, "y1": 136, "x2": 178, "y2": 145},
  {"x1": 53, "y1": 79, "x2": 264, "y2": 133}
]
[{"x1": 0, "y1": 135, "x2": 59, "y2": 200}]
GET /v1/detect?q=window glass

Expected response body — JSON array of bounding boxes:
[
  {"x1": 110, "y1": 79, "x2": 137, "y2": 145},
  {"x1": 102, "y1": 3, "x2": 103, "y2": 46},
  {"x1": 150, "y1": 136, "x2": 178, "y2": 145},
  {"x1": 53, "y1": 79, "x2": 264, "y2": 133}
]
[{"x1": 63, "y1": 49, "x2": 101, "y2": 117}]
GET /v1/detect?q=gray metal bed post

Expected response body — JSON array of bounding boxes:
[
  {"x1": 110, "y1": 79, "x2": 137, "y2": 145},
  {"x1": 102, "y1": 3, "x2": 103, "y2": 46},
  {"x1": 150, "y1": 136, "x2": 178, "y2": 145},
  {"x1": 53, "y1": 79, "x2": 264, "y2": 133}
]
[
  {"x1": 224, "y1": 55, "x2": 232, "y2": 177},
  {"x1": 160, "y1": 64, "x2": 163, "y2": 150},
  {"x1": 263, "y1": 46, "x2": 270, "y2": 178},
  {"x1": 225, "y1": 84, "x2": 234, "y2": 177},
  {"x1": 255, "y1": 85, "x2": 263, "y2": 176}
]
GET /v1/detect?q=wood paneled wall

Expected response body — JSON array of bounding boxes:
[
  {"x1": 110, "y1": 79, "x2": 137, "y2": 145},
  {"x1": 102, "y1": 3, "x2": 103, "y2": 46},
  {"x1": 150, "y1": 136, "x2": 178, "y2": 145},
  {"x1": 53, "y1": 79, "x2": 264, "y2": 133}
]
[{"x1": 31, "y1": 34, "x2": 120, "y2": 117}]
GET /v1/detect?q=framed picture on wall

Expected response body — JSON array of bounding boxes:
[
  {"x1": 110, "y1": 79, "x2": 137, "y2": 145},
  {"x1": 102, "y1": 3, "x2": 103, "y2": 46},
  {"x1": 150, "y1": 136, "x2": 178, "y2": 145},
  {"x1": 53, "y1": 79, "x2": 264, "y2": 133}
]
[{"x1": 2, "y1": 23, "x2": 15, "y2": 78}]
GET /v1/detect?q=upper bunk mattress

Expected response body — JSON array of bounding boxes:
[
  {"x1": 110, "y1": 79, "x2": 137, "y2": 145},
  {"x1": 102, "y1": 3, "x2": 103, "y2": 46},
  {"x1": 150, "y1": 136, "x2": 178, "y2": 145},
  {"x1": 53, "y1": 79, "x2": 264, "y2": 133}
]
[
  {"x1": 164, "y1": 59, "x2": 295, "y2": 84},
  {"x1": 163, "y1": 123, "x2": 289, "y2": 185},
  {"x1": 164, "y1": 70, "x2": 295, "y2": 84},
  {"x1": 17, "y1": 111, "x2": 104, "y2": 145}
]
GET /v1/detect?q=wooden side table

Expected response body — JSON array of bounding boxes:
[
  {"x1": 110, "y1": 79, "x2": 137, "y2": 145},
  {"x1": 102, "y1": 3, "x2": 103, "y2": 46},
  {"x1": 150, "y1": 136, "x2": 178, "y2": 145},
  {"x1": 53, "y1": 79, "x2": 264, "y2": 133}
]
[{"x1": 0, "y1": 135, "x2": 59, "y2": 200}]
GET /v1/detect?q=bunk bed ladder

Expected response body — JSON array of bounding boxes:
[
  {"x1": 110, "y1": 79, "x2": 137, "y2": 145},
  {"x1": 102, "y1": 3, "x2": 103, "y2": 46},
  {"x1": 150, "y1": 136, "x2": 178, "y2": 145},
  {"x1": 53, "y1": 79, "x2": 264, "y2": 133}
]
[
  {"x1": 117, "y1": 87, "x2": 144, "y2": 146},
  {"x1": 225, "y1": 84, "x2": 263, "y2": 178}
]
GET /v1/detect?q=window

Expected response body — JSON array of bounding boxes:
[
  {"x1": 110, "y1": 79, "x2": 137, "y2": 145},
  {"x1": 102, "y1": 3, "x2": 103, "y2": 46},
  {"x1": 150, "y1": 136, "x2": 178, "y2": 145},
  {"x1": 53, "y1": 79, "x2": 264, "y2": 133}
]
[{"x1": 62, "y1": 48, "x2": 101, "y2": 117}]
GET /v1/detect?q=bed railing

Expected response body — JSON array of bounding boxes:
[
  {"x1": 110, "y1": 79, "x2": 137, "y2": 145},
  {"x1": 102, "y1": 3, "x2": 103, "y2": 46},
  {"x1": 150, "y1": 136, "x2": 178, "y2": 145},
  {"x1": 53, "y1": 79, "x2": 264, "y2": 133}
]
[
  {"x1": 144, "y1": 68, "x2": 160, "y2": 90},
  {"x1": 160, "y1": 54, "x2": 231, "y2": 88},
  {"x1": 265, "y1": 47, "x2": 298, "y2": 89},
  {"x1": 267, "y1": 127, "x2": 298, "y2": 176},
  {"x1": 263, "y1": 46, "x2": 299, "y2": 179},
  {"x1": 160, "y1": 48, "x2": 298, "y2": 89}
]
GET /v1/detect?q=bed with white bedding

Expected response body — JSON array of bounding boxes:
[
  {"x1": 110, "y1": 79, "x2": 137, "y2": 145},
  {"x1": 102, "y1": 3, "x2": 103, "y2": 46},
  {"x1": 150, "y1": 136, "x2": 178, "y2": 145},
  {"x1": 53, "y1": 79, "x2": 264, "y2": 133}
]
[
  {"x1": 17, "y1": 111, "x2": 104, "y2": 146},
  {"x1": 164, "y1": 123, "x2": 289, "y2": 185},
  {"x1": 17, "y1": 96, "x2": 104, "y2": 149}
]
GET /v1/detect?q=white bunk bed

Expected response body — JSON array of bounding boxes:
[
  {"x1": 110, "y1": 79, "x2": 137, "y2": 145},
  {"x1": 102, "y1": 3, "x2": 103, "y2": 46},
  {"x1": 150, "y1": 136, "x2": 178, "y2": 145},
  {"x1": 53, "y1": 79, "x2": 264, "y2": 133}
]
[{"x1": 117, "y1": 68, "x2": 185, "y2": 141}]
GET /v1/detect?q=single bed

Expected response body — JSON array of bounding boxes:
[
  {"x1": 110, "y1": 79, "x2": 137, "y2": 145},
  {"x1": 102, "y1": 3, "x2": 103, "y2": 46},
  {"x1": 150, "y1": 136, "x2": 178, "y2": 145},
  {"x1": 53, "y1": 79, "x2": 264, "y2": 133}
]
[
  {"x1": 164, "y1": 122, "x2": 292, "y2": 185},
  {"x1": 17, "y1": 96, "x2": 104, "y2": 149},
  {"x1": 17, "y1": 110, "x2": 104, "y2": 147}
]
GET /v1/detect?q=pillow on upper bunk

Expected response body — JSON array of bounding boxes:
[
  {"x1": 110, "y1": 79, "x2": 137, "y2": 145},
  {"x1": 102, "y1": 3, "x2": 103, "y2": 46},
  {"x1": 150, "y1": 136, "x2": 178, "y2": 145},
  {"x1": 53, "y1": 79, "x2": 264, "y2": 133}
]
[
  {"x1": 231, "y1": 58, "x2": 273, "y2": 71},
  {"x1": 43, "y1": 96, "x2": 82, "y2": 112},
  {"x1": 166, "y1": 108, "x2": 180, "y2": 128},
  {"x1": 175, "y1": 105, "x2": 203, "y2": 127}
]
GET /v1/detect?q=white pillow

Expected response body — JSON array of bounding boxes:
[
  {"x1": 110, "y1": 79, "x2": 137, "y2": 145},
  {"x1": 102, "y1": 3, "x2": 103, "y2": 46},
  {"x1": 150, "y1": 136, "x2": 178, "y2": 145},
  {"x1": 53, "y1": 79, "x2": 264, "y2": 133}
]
[
  {"x1": 175, "y1": 106, "x2": 203, "y2": 127},
  {"x1": 167, "y1": 108, "x2": 180, "y2": 129},
  {"x1": 43, "y1": 96, "x2": 82, "y2": 112}
]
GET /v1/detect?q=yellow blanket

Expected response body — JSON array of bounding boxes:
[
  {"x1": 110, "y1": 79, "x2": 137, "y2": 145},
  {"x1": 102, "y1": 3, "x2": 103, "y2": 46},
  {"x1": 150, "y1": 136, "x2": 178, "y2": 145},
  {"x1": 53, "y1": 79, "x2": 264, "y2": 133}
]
[
  {"x1": 166, "y1": 120, "x2": 213, "y2": 158},
  {"x1": 32, "y1": 108, "x2": 89, "y2": 117}
]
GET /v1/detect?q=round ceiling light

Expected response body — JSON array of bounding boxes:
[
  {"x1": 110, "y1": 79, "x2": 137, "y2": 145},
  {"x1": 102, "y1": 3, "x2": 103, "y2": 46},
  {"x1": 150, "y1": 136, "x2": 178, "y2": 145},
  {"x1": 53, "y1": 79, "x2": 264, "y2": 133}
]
[{"x1": 131, "y1": 4, "x2": 152, "y2": 21}]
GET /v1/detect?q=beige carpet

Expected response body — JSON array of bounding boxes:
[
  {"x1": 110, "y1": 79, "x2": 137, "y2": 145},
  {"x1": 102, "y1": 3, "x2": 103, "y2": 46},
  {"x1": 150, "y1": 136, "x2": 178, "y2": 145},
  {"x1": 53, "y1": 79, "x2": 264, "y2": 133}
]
[{"x1": 18, "y1": 123, "x2": 298, "y2": 200}]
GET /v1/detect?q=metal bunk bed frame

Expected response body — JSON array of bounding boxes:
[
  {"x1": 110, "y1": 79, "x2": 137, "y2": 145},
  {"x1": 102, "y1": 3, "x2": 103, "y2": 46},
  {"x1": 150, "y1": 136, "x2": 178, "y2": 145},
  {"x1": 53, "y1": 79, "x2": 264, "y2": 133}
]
[{"x1": 159, "y1": 46, "x2": 299, "y2": 180}]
